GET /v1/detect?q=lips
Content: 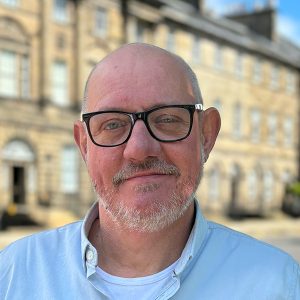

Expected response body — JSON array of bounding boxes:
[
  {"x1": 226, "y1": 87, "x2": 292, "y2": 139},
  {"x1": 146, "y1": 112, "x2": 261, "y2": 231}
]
[
  {"x1": 125, "y1": 171, "x2": 169, "y2": 181},
  {"x1": 112, "y1": 158, "x2": 181, "y2": 187}
]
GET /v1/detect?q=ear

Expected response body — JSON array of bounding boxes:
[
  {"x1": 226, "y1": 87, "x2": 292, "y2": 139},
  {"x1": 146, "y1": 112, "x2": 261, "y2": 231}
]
[
  {"x1": 201, "y1": 107, "x2": 221, "y2": 162},
  {"x1": 74, "y1": 120, "x2": 88, "y2": 163}
]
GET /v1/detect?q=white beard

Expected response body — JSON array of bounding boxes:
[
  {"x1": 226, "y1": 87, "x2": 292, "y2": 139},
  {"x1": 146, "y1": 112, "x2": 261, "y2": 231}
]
[{"x1": 92, "y1": 149, "x2": 205, "y2": 233}]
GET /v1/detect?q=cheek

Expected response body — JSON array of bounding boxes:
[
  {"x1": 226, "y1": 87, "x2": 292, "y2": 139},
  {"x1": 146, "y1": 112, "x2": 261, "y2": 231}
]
[
  {"x1": 86, "y1": 144, "x2": 123, "y2": 187},
  {"x1": 163, "y1": 139, "x2": 201, "y2": 180}
]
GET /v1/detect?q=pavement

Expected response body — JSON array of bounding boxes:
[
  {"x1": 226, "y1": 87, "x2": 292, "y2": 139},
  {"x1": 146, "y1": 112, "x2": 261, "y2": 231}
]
[
  {"x1": 207, "y1": 212, "x2": 300, "y2": 240},
  {"x1": 1, "y1": 213, "x2": 299, "y2": 262}
]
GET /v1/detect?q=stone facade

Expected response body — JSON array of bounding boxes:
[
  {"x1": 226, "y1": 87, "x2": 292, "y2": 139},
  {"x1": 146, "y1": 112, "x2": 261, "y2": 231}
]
[{"x1": 0, "y1": 0, "x2": 299, "y2": 223}]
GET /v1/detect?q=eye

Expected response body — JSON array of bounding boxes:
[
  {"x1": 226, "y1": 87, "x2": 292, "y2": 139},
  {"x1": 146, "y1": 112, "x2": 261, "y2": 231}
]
[
  {"x1": 155, "y1": 114, "x2": 182, "y2": 124},
  {"x1": 103, "y1": 119, "x2": 127, "y2": 130}
]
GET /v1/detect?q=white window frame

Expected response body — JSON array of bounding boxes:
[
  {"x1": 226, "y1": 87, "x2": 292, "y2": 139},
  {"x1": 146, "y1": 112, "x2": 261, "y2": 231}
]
[
  {"x1": 214, "y1": 44, "x2": 223, "y2": 70},
  {"x1": 53, "y1": 0, "x2": 68, "y2": 23},
  {"x1": 166, "y1": 27, "x2": 175, "y2": 52},
  {"x1": 267, "y1": 112, "x2": 277, "y2": 145},
  {"x1": 253, "y1": 57, "x2": 262, "y2": 83},
  {"x1": 286, "y1": 70, "x2": 296, "y2": 94},
  {"x1": 95, "y1": 7, "x2": 108, "y2": 38},
  {"x1": 263, "y1": 170, "x2": 274, "y2": 202},
  {"x1": 283, "y1": 117, "x2": 293, "y2": 147},
  {"x1": 232, "y1": 103, "x2": 242, "y2": 139},
  {"x1": 52, "y1": 60, "x2": 68, "y2": 106},
  {"x1": 247, "y1": 169, "x2": 257, "y2": 202},
  {"x1": 209, "y1": 168, "x2": 220, "y2": 201},
  {"x1": 191, "y1": 35, "x2": 201, "y2": 63},
  {"x1": 135, "y1": 19, "x2": 146, "y2": 43},
  {"x1": 0, "y1": 50, "x2": 18, "y2": 97},
  {"x1": 235, "y1": 51, "x2": 243, "y2": 79},
  {"x1": 251, "y1": 108, "x2": 261, "y2": 143},
  {"x1": 213, "y1": 98, "x2": 222, "y2": 113},
  {"x1": 61, "y1": 146, "x2": 79, "y2": 194},
  {"x1": 0, "y1": 0, "x2": 18, "y2": 7},
  {"x1": 0, "y1": 50, "x2": 30, "y2": 99},
  {"x1": 270, "y1": 64, "x2": 279, "y2": 90},
  {"x1": 21, "y1": 55, "x2": 30, "y2": 98}
]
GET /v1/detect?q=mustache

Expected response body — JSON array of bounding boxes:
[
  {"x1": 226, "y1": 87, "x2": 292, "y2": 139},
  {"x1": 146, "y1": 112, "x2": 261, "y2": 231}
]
[{"x1": 112, "y1": 158, "x2": 180, "y2": 187}]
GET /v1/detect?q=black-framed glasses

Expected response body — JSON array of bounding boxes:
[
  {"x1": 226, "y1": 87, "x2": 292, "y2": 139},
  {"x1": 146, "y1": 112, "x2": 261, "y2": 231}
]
[{"x1": 82, "y1": 104, "x2": 203, "y2": 147}]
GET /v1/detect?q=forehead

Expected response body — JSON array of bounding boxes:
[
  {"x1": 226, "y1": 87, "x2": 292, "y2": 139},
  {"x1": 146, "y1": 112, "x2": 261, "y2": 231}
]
[{"x1": 86, "y1": 47, "x2": 196, "y2": 112}]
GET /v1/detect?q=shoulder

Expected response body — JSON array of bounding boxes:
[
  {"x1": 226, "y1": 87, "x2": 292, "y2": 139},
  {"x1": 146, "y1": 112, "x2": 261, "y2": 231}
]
[
  {"x1": 205, "y1": 221, "x2": 299, "y2": 275},
  {"x1": 207, "y1": 221, "x2": 292, "y2": 259},
  {"x1": 0, "y1": 221, "x2": 83, "y2": 267},
  {"x1": 200, "y1": 221, "x2": 299, "y2": 296},
  {"x1": 0, "y1": 221, "x2": 87, "y2": 299}
]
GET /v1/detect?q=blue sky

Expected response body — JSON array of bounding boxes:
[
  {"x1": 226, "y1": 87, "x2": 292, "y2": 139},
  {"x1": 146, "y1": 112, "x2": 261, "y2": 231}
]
[{"x1": 205, "y1": 0, "x2": 300, "y2": 46}]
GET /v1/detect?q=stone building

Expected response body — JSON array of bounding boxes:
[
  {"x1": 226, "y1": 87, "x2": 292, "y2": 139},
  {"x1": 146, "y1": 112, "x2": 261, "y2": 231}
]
[{"x1": 0, "y1": 0, "x2": 299, "y2": 224}]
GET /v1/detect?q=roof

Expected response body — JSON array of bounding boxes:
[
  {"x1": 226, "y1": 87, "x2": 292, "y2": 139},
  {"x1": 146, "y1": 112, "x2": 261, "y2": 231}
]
[{"x1": 139, "y1": 0, "x2": 300, "y2": 68}]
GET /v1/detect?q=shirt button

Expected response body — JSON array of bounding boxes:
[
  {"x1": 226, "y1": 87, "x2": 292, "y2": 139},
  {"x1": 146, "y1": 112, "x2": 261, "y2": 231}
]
[{"x1": 86, "y1": 249, "x2": 94, "y2": 262}]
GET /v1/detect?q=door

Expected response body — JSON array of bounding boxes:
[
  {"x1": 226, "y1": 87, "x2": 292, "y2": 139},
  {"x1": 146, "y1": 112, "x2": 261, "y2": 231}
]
[{"x1": 12, "y1": 166, "x2": 25, "y2": 204}]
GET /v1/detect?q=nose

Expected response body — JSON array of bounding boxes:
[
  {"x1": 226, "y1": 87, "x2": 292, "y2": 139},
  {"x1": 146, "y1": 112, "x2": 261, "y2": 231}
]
[{"x1": 123, "y1": 120, "x2": 161, "y2": 162}]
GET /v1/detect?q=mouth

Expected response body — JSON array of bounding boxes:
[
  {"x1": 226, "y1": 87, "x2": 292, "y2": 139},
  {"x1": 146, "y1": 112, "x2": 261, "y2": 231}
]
[
  {"x1": 126, "y1": 172, "x2": 170, "y2": 181},
  {"x1": 112, "y1": 159, "x2": 181, "y2": 187}
]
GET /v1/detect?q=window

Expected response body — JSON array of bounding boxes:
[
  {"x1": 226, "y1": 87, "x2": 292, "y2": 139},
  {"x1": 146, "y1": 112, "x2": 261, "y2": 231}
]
[
  {"x1": 270, "y1": 64, "x2": 279, "y2": 90},
  {"x1": 56, "y1": 33, "x2": 66, "y2": 50},
  {"x1": 267, "y1": 112, "x2": 277, "y2": 145},
  {"x1": 250, "y1": 108, "x2": 261, "y2": 143},
  {"x1": 209, "y1": 168, "x2": 220, "y2": 201},
  {"x1": 166, "y1": 27, "x2": 175, "y2": 52},
  {"x1": 286, "y1": 70, "x2": 296, "y2": 94},
  {"x1": 283, "y1": 117, "x2": 293, "y2": 147},
  {"x1": 53, "y1": 0, "x2": 68, "y2": 23},
  {"x1": 135, "y1": 19, "x2": 147, "y2": 43},
  {"x1": 214, "y1": 43, "x2": 223, "y2": 70},
  {"x1": 136, "y1": 21, "x2": 144, "y2": 42},
  {"x1": 95, "y1": 7, "x2": 107, "y2": 37},
  {"x1": 232, "y1": 103, "x2": 242, "y2": 138},
  {"x1": 191, "y1": 35, "x2": 201, "y2": 63},
  {"x1": 247, "y1": 169, "x2": 258, "y2": 202},
  {"x1": 213, "y1": 98, "x2": 222, "y2": 113},
  {"x1": 0, "y1": 50, "x2": 30, "y2": 99},
  {"x1": 21, "y1": 55, "x2": 30, "y2": 98},
  {"x1": 281, "y1": 170, "x2": 292, "y2": 185},
  {"x1": 235, "y1": 51, "x2": 243, "y2": 78},
  {"x1": 52, "y1": 61, "x2": 68, "y2": 106},
  {"x1": 0, "y1": 0, "x2": 18, "y2": 6},
  {"x1": 61, "y1": 146, "x2": 79, "y2": 193},
  {"x1": 0, "y1": 50, "x2": 17, "y2": 97},
  {"x1": 253, "y1": 57, "x2": 262, "y2": 83},
  {"x1": 263, "y1": 170, "x2": 273, "y2": 202}
]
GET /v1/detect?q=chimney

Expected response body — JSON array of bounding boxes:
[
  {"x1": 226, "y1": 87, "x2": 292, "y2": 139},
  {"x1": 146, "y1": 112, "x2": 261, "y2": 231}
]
[
  {"x1": 198, "y1": 0, "x2": 205, "y2": 14},
  {"x1": 226, "y1": 6, "x2": 277, "y2": 41},
  {"x1": 186, "y1": 0, "x2": 205, "y2": 14}
]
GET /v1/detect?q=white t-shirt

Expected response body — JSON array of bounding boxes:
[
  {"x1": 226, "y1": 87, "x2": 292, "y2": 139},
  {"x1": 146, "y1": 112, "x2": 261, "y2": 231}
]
[{"x1": 96, "y1": 259, "x2": 179, "y2": 300}]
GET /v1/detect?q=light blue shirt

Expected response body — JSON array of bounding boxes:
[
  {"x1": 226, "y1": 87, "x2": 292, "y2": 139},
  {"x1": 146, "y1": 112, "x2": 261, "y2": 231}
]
[{"x1": 1, "y1": 201, "x2": 299, "y2": 299}]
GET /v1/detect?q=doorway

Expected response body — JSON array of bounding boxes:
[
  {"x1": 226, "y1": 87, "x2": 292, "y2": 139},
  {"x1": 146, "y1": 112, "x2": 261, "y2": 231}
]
[
  {"x1": 12, "y1": 166, "x2": 25, "y2": 204},
  {"x1": 228, "y1": 164, "x2": 241, "y2": 217}
]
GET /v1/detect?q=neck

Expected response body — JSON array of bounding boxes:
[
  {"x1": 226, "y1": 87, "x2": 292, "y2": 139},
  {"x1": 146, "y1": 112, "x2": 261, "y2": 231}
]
[{"x1": 88, "y1": 203, "x2": 195, "y2": 278}]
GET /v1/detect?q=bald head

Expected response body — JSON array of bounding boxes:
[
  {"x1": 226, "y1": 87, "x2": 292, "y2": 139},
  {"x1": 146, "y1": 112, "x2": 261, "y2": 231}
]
[{"x1": 82, "y1": 43, "x2": 202, "y2": 113}]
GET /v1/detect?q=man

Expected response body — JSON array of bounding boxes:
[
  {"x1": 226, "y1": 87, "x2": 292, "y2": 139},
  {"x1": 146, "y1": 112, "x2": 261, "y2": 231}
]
[{"x1": 0, "y1": 43, "x2": 299, "y2": 299}]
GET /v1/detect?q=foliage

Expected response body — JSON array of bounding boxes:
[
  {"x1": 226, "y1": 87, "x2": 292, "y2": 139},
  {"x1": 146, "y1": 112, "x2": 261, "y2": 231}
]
[{"x1": 286, "y1": 182, "x2": 300, "y2": 197}]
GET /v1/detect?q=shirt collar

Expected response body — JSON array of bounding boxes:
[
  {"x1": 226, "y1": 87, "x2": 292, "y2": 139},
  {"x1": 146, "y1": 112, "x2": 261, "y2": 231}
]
[
  {"x1": 174, "y1": 199, "x2": 208, "y2": 276},
  {"x1": 80, "y1": 199, "x2": 208, "y2": 278},
  {"x1": 81, "y1": 201, "x2": 99, "y2": 276}
]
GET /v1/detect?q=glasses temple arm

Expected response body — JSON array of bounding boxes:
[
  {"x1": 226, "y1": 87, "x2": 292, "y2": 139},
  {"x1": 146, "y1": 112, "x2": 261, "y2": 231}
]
[{"x1": 195, "y1": 103, "x2": 203, "y2": 111}]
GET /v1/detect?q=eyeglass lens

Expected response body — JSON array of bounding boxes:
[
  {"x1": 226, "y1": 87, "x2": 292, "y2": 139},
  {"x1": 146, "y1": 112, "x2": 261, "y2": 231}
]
[{"x1": 88, "y1": 107, "x2": 191, "y2": 146}]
